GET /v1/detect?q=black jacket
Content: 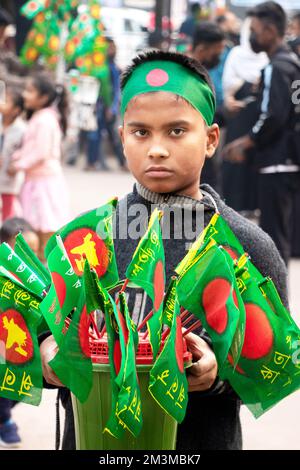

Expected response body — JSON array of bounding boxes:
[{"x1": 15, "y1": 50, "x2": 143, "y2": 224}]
[{"x1": 249, "y1": 46, "x2": 300, "y2": 169}]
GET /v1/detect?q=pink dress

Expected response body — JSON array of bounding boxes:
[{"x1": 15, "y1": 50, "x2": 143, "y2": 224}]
[{"x1": 12, "y1": 107, "x2": 69, "y2": 232}]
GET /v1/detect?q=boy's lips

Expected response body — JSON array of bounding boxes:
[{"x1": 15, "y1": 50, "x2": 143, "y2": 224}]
[{"x1": 145, "y1": 166, "x2": 174, "y2": 178}]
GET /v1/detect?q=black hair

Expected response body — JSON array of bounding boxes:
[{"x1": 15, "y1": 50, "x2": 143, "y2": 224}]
[
  {"x1": 29, "y1": 72, "x2": 69, "y2": 135},
  {"x1": 121, "y1": 50, "x2": 215, "y2": 97},
  {"x1": 248, "y1": 1, "x2": 287, "y2": 37},
  {"x1": 0, "y1": 218, "x2": 35, "y2": 244},
  {"x1": 191, "y1": 3, "x2": 201, "y2": 15},
  {"x1": 6, "y1": 84, "x2": 24, "y2": 114},
  {"x1": 292, "y1": 12, "x2": 300, "y2": 25},
  {"x1": 193, "y1": 21, "x2": 225, "y2": 49}
]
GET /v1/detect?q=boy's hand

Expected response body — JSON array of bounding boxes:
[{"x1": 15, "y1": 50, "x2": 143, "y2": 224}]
[
  {"x1": 40, "y1": 335, "x2": 64, "y2": 387},
  {"x1": 185, "y1": 332, "x2": 218, "y2": 392}
]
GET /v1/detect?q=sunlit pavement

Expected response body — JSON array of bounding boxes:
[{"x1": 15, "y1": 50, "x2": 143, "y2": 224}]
[{"x1": 5, "y1": 162, "x2": 300, "y2": 450}]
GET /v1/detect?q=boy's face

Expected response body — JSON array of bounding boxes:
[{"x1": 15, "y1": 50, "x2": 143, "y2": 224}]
[
  {"x1": 119, "y1": 91, "x2": 219, "y2": 199},
  {"x1": 0, "y1": 92, "x2": 20, "y2": 120}
]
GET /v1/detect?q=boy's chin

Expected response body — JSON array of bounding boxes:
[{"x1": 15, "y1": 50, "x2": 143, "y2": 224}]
[{"x1": 139, "y1": 179, "x2": 181, "y2": 195}]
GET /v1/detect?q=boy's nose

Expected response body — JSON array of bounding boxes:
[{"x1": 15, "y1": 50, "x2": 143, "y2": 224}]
[{"x1": 147, "y1": 145, "x2": 170, "y2": 159}]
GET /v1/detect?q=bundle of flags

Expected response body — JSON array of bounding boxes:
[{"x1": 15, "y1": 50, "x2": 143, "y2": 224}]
[{"x1": 0, "y1": 199, "x2": 300, "y2": 440}]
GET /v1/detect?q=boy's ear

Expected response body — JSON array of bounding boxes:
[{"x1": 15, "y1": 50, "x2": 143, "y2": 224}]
[
  {"x1": 118, "y1": 125, "x2": 127, "y2": 160},
  {"x1": 205, "y1": 123, "x2": 220, "y2": 159}
]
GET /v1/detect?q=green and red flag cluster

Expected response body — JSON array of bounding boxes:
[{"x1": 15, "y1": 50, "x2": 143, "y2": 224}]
[
  {"x1": 0, "y1": 276, "x2": 43, "y2": 405},
  {"x1": 126, "y1": 209, "x2": 165, "y2": 360},
  {"x1": 220, "y1": 259, "x2": 300, "y2": 417},
  {"x1": 176, "y1": 238, "x2": 244, "y2": 370},
  {"x1": 149, "y1": 278, "x2": 188, "y2": 422},
  {"x1": 49, "y1": 282, "x2": 93, "y2": 403},
  {"x1": 45, "y1": 199, "x2": 119, "y2": 290}
]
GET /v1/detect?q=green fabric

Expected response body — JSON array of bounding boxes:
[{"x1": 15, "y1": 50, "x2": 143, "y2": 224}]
[
  {"x1": 0, "y1": 243, "x2": 47, "y2": 299},
  {"x1": 39, "y1": 236, "x2": 82, "y2": 346},
  {"x1": 221, "y1": 263, "x2": 300, "y2": 417},
  {"x1": 149, "y1": 279, "x2": 188, "y2": 423},
  {"x1": 49, "y1": 285, "x2": 93, "y2": 403},
  {"x1": 0, "y1": 276, "x2": 43, "y2": 405},
  {"x1": 121, "y1": 60, "x2": 216, "y2": 125},
  {"x1": 45, "y1": 199, "x2": 119, "y2": 290},
  {"x1": 14, "y1": 233, "x2": 51, "y2": 287},
  {"x1": 126, "y1": 208, "x2": 165, "y2": 360},
  {"x1": 176, "y1": 239, "x2": 242, "y2": 369}
]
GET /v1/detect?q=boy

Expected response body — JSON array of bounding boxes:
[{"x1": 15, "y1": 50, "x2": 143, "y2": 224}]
[{"x1": 41, "y1": 51, "x2": 287, "y2": 450}]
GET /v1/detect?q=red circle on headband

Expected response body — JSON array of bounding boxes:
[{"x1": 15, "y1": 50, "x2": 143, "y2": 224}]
[{"x1": 146, "y1": 69, "x2": 169, "y2": 87}]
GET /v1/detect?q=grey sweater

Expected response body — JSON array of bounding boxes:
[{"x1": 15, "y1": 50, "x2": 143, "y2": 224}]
[{"x1": 59, "y1": 183, "x2": 288, "y2": 451}]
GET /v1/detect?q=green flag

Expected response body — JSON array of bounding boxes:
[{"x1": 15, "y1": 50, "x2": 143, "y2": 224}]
[
  {"x1": 176, "y1": 239, "x2": 241, "y2": 368},
  {"x1": 45, "y1": 199, "x2": 119, "y2": 290},
  {"x1": 98, "y1": 286, "x2": 126, "y2": 439},
  {"x1": 0, "y1": 276, "x2": 43, "y2": 405},
  {"x1": 21, "y1": 0, "x2": 45, "y2": 19},
  {"x1": 221, "y1": 265, "x2": 300, "y2": 417},
  {"x1": 0, "y1": 243, "x2": 47, "y2": 299},
  {"x1": 126, "y1": 209, "x2": 165, "y2": 360},
  {"x1": 116, "y1": 293, "x2": 143, "y2": 437},
  {"x1": 149, "y1": 280, "x2": 188, "y2": 423},
  {"x1": 49, "y1": 285, "x2": 93, "y2": 403},
  {"x1": 14, "y1": 232, "x2": 51, "y2": 287},
  {"x1": 39, "y1": 236, "x2": 82, "y2": 346}
]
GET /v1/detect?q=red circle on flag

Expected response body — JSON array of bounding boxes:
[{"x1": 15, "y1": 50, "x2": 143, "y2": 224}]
[
  {"x1": 0, "y1": 310, "x2": 34, "y2": 364},
  {"x1": 241, "y1": 303, "x2": 274, "y2": 360},
  {"x1": 153, "y1": 260, "x2": 164, "y2": 311},
  {"x1": 113, "y1": 339, "x2": 122, "y2": 376},
  {"x1": 146, "y1": 69, "x2": 169, "y2": 87},
  {"x1": 63, "y1": 228, "x2": 109, "y2": 278},
  {"x1": 78, "y1": 305, "x2": 92, "y2": 358},
  {"x1": 223, "y1": 246, "x2": 239, "y2": 261},
  {"x1": 202, "y1": 278, "x2": 231, "y2": 334},
  {"x1": 175, "y1": 316, "x2": 184, "y2": 373}
]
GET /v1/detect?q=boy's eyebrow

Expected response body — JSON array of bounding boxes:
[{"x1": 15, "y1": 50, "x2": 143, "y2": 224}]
[{"x1": 126, "y1": 120, "x2": 192, "y2": 128}]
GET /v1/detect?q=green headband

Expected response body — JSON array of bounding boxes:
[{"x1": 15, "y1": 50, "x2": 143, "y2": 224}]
[{"x1": 121, "y1": 60, "x2": 216, "y2": 126}]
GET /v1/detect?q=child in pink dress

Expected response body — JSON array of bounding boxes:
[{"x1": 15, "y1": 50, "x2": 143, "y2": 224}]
[{"x1": 10, "y1": 73, "x2": 70, "y2": 259}]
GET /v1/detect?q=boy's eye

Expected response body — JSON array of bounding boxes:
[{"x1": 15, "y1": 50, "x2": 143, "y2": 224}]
[
  {"x1": 169, "y1": 128, "x2": 185, "y2": 136},
  {"x1": 133, "y1": 129, "x2": 148, "y2": 137}
]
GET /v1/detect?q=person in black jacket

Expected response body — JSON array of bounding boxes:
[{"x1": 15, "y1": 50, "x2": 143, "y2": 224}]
[
  {"x1": 40, "y1": 50, "x2": 288, "y2": 450},
  {"x1": 224, "y1": 1, "x2": 300, "y2": 265}
]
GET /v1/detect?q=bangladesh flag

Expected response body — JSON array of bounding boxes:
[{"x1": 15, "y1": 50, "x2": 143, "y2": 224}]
[
  {"x1": 0, "y1": 243, "x2": 47, "y2": 299},
  {"x1": 221, "y1": 268, "x2": 300, "y2": 417},
  {"x1": 14, "y1": 232, "x2": 51, "y2": 288},
  {"x1": 116, "y1": 293, "x2": 143, "y2": 437},
  {"x1": 21, "y1": 0, "x2": 46, "y2": 19},
  {"x1": 126, "y1": 209, "x2": 165, "y2": 360},
  {"x1": 0, "y1": 276, "x2": 43, "y2": 405},
  {"x1": 39, "y1": 236, "x2": 82, "y2": 346},
  {"x1": 97, "y1": 285, "x2": 127, "y2": 439},
  {"x1": 45, "y1": 199, "x2": 119, "y2": 290},
  {"x1": 176, "y1": 239, "x2": 241, "y2": 369},
  {"x1": 49, "y1": 286, "x2": 93, "y2": 403},
  {"x1": 149, "y1": 280, "x2": 188, "y2": 423}
]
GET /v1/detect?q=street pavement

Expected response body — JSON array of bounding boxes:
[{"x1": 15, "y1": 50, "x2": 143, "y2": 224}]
[{"x1": 4, "y1": 162, "x2": 300, "y2": 450}]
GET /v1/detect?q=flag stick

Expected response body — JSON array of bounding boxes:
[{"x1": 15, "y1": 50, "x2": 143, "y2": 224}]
[
  {"x1": 181, "y1": 314, "x2": 195, "y2": 328},
  {"x1": 90, "y1": 312, "x2": 101, "y2": 339},
  {"x1": 182, "y1": 320, "x2": 202, "y2": 337},
  {"x1": 138, "y1": 309, "x2": 153, "y2": 331},
  {"x1": 116, "y1": 278, "x2": 129, "y2": 305}
]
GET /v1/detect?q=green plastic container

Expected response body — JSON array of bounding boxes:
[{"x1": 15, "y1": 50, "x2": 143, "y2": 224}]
[{"x1": 71, "y1": 363, "x2": 178, "y2": 450}]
